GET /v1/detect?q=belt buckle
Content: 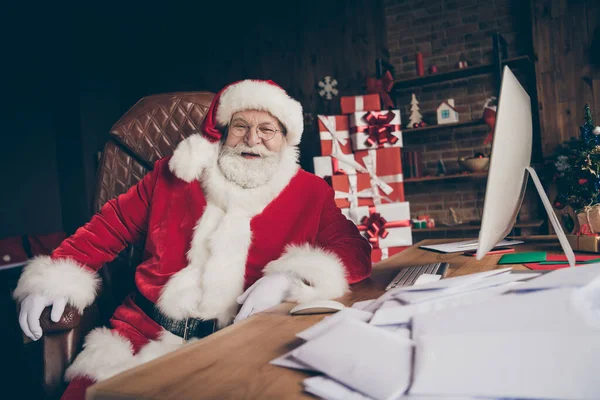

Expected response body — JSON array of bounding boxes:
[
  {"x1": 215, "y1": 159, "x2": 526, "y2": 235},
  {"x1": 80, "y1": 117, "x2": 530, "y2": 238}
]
[{"x1": 183, "y1": 317, "x2": 191, "y2": 342}]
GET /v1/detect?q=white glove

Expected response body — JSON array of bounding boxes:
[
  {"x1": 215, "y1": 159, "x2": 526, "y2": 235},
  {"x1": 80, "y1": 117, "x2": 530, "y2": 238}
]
[
  {"x1": 19, "y1": 294, "x2": 67, "y2": 341},
  {"x1": 234, "y1": 272, "x2": 296, "y2": 324}
]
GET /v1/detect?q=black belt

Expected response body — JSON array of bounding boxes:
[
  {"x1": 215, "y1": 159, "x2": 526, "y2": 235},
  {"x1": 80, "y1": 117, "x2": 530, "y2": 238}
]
[{"x1": 135, "y1": 291, "x2": 217, "y2": 341}]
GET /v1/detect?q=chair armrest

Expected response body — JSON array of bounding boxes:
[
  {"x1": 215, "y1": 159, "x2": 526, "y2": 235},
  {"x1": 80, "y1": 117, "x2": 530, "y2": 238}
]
[
  {"x1": 38, "y1": 304, "x2": 100, "y2": 398},
  {"x1": 40, "y1": 305, "x2": 82, "y2": 333}
]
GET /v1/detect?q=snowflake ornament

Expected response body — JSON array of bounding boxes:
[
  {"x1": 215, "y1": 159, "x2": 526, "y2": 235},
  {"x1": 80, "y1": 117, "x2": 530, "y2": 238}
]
[{"x1": 318, "y1": 76, "x2": 339, "y2": 100}]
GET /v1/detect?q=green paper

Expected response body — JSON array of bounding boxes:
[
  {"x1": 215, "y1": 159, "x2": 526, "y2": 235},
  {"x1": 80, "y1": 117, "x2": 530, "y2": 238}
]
[
  {"x1": 539, "y1": 258, "x2": 600, "y2": 265},
  {"x1": 498, "y1": 252, "x2": 547, "y2": 264}
]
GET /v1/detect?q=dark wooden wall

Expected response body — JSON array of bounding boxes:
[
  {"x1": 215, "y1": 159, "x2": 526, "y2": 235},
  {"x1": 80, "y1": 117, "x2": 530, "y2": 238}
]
[
  {"x1": 3, "y1": 1, "x2": 387, "y2": 237},
  {"x1": 532, "y1": 0, "x2": 600, "y2": 157}
]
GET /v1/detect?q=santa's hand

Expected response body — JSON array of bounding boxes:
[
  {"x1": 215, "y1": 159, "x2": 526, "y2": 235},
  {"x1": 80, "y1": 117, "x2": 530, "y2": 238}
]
[
  {"x1": 18, "y1": 294, "x2": 67, "y2": 341},
  {"x1": 234, "y1": 273, "x2": 296, "y2": 323}
]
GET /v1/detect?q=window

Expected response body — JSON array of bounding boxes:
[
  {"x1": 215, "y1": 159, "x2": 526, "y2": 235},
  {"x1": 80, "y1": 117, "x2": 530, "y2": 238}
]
[{"x1": 441, "y1": 110, "x2": 450, "y2": 119}]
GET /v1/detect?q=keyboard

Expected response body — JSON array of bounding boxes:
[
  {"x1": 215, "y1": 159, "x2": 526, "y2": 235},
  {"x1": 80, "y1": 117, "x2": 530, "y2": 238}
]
[{"x1": 385, "y1": 262, "x2": 449, "y2": 290}]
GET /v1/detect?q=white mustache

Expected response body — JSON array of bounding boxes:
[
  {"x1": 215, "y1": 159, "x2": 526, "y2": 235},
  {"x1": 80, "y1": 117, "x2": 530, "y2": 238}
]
[{"x1": 221, "y1": 143, "x2": 277, "y2": 158}]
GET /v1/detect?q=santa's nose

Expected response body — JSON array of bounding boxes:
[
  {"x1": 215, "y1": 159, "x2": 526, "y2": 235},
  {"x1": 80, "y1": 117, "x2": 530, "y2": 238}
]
[{"x1": 244, "y1": 127, "x2": 262, "y2": 147}]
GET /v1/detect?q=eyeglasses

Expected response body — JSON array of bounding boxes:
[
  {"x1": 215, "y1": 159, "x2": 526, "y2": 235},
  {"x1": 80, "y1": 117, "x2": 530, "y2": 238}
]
[{"x1": 228, "y1": 122, "x2": 281, "y2": 141}]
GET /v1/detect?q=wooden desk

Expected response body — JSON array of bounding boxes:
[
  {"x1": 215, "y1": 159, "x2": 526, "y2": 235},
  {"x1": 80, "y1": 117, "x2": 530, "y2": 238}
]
[{"x1": 88, "y1": 238, "x2": 562, "y2": 400}]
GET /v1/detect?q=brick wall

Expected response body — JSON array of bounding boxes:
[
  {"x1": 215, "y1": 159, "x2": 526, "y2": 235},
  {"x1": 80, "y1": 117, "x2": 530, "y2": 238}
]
[{"x1": 384, "y1": 0, "x2": 539, "y2": 230}]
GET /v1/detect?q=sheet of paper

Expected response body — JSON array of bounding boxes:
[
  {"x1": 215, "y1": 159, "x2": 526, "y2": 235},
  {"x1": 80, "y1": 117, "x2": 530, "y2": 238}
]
[
  {"x1": 413, "y1": 273, "x2": 441, "y2": 285},
  {"x1": 351, "y1": 299, "x2": 375, "y2": 310},
  {"x1": 409, "y1": 286, "x2": 600, "y2": 399},
  {"x1": 370, "y1": 282, "x2": 523, "y2": 326},
  {"x1": 419, "y1": 239, "x2": 523, "y2": 253},
  {"x1": 362, "y1": 268, "x2": 513, "y2": 313},
  {"x1": 393, "y1": 270, "x2": 534, "y2": 304},
  {"x1": 509, "y1": 262, "x2": 600, "y2": 291},
  {"x1": 270, "y1": 350, "x2": 315, "y2": 371},
  {"x1": 292, "y1": 318, "x2": 413, "y2": 400},
  {"x1": 303, "y1": 376, "x2": 373, "y2": 400},
  {"x1": 296, "y1": 307, "x2": 373, "y2": 341}
]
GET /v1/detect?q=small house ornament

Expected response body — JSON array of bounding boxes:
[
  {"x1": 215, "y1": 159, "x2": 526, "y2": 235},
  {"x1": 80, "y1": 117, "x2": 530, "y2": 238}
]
[{"x1": 437, "y1": 99, "x2": 459, "y2": 124}]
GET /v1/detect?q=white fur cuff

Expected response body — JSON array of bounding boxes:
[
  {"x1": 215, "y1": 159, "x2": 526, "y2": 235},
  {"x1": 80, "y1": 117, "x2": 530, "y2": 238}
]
[
  {"x1": 264, "y1": 244, "x2": 349, "y2": 303},
  {"x1": 13, "y1": 256, "x2": 100, "y2": 313},
  {"x1": 169, "y1": 134, "x2": 220, "y2": 182}
]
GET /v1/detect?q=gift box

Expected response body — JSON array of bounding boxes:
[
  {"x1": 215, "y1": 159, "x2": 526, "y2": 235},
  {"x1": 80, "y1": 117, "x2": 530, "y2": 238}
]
[
  {"x1": 371, "y1": 246, "x2": 410, "y2": 263},
  {"x1": 340, "y1": 93, "x2": 381, "y2": 115},
  {"x1": 342, "y1": 202, "x2": 413, "y2": 249},
  {"x1": 313, "y1": 153, "x2": 358, "y2": 178},
  {"x1": 330, "y1": 172, "x2": 404, "y2": 209},
  {"x1": 566, "y1": 234, "x2": 600, "y2": 253},
  {"x1": 318, "y1": 115, "x2": 352, "y2": 156},
  {"x1": 353, "y1": 147, "x2": 404, "y2": 200},
  {"x1": 349, "y1": 110, "x2": 403, "y2": 151}
]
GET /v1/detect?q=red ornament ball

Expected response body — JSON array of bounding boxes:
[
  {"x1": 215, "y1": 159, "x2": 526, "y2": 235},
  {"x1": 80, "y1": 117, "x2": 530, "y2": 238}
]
[
  {"x1": 475, "y1": 152, "x2": 485, "y2": 158},
  {"x1": 579, "y1": 178, "x2": 589, "y2": 185},
  {"x1": 554, "y1": 200, "x2": 565, "y2": 210},
  {"x1": 419, "y1": 121, "x2": 426, "y2": 127},
  {"x1": 413, "y1": 123, "x2": 420, "y2": 128}
]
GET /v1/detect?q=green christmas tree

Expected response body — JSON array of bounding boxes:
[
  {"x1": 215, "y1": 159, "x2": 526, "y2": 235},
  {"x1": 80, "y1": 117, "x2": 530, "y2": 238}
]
[{"x1": 550, "y1": 104, "x2": 600, "y2": 213}]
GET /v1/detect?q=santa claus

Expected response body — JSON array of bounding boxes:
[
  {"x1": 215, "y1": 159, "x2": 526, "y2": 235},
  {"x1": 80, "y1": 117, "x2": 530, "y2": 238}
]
[{"x1": 13, "y1": 79, "x2": 372, "y2": 399}]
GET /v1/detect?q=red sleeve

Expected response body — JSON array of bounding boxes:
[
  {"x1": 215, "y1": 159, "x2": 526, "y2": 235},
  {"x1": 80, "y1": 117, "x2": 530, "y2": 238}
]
[
  {"x1": 51, "y1": 161, "x2": 160, "y2": 272},
  {"x1": 315, "y1": 187, "x2": 372, "y2": 284}
]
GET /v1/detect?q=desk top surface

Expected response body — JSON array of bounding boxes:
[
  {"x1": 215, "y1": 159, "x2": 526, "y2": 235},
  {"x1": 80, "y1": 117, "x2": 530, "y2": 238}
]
[{"x1": 87, "y1": 238, "x2": 562, "y2": 400}]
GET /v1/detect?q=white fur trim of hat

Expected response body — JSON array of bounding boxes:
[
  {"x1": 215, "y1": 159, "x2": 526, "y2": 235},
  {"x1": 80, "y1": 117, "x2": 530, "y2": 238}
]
[{"x1": 215, "y1": 80, "x2": 304, "y2": 146}]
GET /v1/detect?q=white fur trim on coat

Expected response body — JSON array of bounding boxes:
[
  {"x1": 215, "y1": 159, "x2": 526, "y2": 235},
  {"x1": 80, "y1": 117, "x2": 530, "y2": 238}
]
[
  {"x1": 264, "y1": 244, "x2": 349, "y2": 303},
  {"x1": 216, "y1": 80, "x2": 304, "y2": 146},
  {"x1": 169, "y1": 134, "x2": 220, "y2": 182},
  {"x1": 13, "y1": 256, "x2": 100, "y2": 313},
  {"x1": 65, "y1": 328, "x2": 187, "y2": 382}
]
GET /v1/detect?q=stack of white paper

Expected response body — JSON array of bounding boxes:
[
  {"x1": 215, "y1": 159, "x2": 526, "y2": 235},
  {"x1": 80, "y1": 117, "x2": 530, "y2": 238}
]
[{"x1": 270, "y1": 264, "x2": 600, "y2": 400}]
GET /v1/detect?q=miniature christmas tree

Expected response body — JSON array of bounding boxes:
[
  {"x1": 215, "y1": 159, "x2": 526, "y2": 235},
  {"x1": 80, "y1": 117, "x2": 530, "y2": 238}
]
[
  {"x1": 549, "y1": 104, "x2": 600, "y2": 213},
  {"x1": 407, "y1": 93, "x2": 423, "y2": 128}
]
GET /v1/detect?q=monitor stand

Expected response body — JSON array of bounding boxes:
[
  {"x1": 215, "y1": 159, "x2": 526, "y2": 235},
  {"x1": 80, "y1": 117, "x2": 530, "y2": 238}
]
[{"x1": 525, "y1": 166, "x2": 576, "y2": 268}]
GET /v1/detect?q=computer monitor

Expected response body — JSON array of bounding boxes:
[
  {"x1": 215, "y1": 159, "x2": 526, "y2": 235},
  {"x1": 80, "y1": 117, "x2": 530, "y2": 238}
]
[{"x1": 476, "y1": 66, "x2": 576, "y2": 267}]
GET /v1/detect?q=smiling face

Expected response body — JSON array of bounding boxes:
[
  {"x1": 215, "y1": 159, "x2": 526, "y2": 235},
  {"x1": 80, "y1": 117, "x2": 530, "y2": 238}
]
[{"x1": 217, "y1": 110, "x2": 288, "y2": 188}]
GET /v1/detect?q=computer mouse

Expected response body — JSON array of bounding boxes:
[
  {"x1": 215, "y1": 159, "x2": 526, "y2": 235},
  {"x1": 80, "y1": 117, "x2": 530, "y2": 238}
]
[{"x1": 289, "y1": 299, "x2": 345, "y2": 315}]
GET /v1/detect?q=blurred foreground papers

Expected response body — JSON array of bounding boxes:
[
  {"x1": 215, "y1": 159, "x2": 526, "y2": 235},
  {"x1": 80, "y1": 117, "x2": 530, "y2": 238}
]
[
  {"x1": 292, "y1": 318, "x2": 413, "y2": 400},
  {"x1": 410, "y1": 275, "x2": 600, "y2": 399}
]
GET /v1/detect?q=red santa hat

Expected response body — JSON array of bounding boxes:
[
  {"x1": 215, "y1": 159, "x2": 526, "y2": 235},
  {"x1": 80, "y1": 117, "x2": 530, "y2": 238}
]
[
  {"x1": 200, "y1": 79, "x2": 304, "y2": 146},
  {"x1": 169, "y1": 79, "x2": 303, "y2": 182}
]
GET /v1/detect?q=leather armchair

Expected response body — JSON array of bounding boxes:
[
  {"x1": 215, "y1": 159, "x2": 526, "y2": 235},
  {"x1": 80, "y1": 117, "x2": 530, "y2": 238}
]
[{"x1": 26, "y1": 92, "x2": 215, "y2": 399}]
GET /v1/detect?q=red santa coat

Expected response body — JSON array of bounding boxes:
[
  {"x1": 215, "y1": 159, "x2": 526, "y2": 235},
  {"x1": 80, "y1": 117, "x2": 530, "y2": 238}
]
[{"x1": 13, "y1": 134, "x2": 372, "y2": 382}]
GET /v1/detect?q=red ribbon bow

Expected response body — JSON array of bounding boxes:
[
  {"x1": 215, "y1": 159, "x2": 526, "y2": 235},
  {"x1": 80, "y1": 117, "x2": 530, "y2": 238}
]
[
  {"x1": 577, "y1": 223, "x2": 596, "y2": 236},
  {"x1": 361, "y1": 213, "x2": 390, "y2": 246},
  {"x1": 366, "y1": 70, "x2": 395, "y2": 110},
  {"x1": 363, "y1": 111, "x2": 398, "y2": 147}
]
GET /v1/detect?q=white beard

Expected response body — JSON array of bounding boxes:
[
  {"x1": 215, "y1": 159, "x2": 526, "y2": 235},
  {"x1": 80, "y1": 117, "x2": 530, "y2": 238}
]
[{"x1": 217, "y1": 143, "x2": 282, "y2": 188}]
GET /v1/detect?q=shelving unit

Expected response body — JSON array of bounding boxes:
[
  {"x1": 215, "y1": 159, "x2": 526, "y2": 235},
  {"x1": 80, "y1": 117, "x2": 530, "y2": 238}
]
[
  {"x1": 412, "y1": 219, "x2": 543, "y2": 233},
  {"x1": 387, "y1": 32, "x2": 545, "y2": 239},
  {"x1": 393, "y1": 55, "x2": 532, "y2": 91},
  {"x1": 404, "y1": 172, "x2": 487, "y2": 183},
  {"x1": 402, "y1": 119, "x2": 487, "y2": 134}
]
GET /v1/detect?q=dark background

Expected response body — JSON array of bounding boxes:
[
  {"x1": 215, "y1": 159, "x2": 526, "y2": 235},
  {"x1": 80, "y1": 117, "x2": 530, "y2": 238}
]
[{"x1": 1, "y1": 1, "x2": 386, "y2": 238}]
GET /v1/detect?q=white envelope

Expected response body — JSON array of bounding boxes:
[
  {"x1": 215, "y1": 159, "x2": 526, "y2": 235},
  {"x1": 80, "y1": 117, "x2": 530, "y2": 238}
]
[
  {"x1": 270, "y1": 350, "x2": 315, "y2": 371},
  {"x1": 363, "y1": 268, "x2": 513, "y2": 313},
  {"x1": 509, "y1": 262, "x2": 600, "y2": 291},
  {"x1": 370, "y1": 283, "x2": 522, "y2": 326},
  {"x1": 303, "y1": 376, "x2": 374, "y2": 400},
  {"x1": 292, "y1": 318, "x2": 413, "y2": 400},
  {"x1": 393, "y1": 270, "x2": 533, "y2": 304},
  {"x1": 296, "y1": 307, "x2": 373, "y2": 341},
  {"x1": 410, "y1": 286, "x2": 600, "y2": 399}
]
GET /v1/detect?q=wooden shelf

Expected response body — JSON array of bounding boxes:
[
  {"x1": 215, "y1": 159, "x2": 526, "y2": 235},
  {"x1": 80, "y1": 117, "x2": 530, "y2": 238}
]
[
  {"x1": 404, "y1": 172, "x2": 488, "y2": 183},
  {"x1": 413, "y1": 219, "x2": 544, "y2": 233},
  {"x1": 393, "y1": 55, "x2": 532, "y2": 91},
  {"x1": 403, "y1": 119, "x2": 487, "y2": 134}
]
